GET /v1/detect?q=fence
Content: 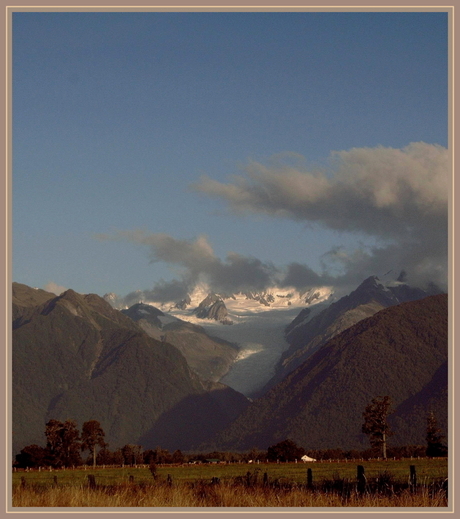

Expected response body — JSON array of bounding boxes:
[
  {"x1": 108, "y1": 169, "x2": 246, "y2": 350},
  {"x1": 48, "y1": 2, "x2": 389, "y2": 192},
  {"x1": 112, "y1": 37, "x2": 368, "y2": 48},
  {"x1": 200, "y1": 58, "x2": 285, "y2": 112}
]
[{"x1": 15, "y1": 464, "x2": 447, "y2": 498}]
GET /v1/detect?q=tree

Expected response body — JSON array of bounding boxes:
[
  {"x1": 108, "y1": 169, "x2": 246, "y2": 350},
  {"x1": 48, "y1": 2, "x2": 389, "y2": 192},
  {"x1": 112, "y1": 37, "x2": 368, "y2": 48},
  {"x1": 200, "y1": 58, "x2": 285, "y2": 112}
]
[
  {"x1": 362, "y1": 396, "x2": 394, "y2": 458},
  {"x1": 81, "y1": 420, "x2": 106, "y2": 468},
  {"x1": 15, "y1": 445, "x2": 49, "y2": 469},
  {"x1": 426, "y1": 411, "x2": 447, "y2": 457},
  {"x1": 121, "y1": 444, "x2": 143, "y2": 466},
  {"x1": 171, "y1": 449, "x2": 184, "y2": 464},
  {"x1": 96, "y1": 447, "x2": 115, "y2": 466},
  {"x1": 45, "y1": 419, "x2": 63, "y2": 463},
  {"x1": 60, "y1": 420, "x2": 81, "y2": 466},
  {"x1": 153, "y1": 446, "x2": 171, "y2": 464},
  {"x1": 267, "y1": 439, "x2": 305, "y2": 462},
  {"x1": 247, "y1": 447, "x2": 266, "y2": 462},
  {"x1": 112, "y1": 449, "x2": 124, "y2": 466},
  {"x1": 45, "y1": 419, "x2": 81, "y2": 467}
]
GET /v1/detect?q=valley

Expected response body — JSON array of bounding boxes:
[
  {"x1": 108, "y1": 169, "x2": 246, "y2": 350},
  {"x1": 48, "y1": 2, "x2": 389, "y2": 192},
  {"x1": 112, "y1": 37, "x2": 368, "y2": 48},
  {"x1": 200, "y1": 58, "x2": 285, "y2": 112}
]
[{"x1": 12, "y1": 274, "x2": 448, "y2": 459}]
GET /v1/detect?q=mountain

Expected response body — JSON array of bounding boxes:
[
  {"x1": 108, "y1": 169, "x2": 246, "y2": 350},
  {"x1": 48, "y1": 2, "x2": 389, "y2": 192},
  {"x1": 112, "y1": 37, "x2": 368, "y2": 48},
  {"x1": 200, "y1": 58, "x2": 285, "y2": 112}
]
[
  {"x1": 103, "y1": 285, "x2": 334, "y2": 396},
  {"x1": 12, "y1": 283, "x2": 56, "y2": 327},
  {"x1": 194, "y1": 294, "x2": 231, "y2": 323},
  {"x1": 260, "y1": 276, "x2": 441, "y2": 394},
  {"x1": 200, "y1": 294, "x2": 448, "y2": 451},
  {"x1": 120, "y1": 303, "x2": 239, "y2": 382},
  {"x1": 104, "y1": 284, "x2": 334, "y2": 321},
  {"x1": 12, "y1": 283, "x2": 249, "y2": 455},
  {"x1": 121, "y1": 302, "x2": 165, "y2": 328}
]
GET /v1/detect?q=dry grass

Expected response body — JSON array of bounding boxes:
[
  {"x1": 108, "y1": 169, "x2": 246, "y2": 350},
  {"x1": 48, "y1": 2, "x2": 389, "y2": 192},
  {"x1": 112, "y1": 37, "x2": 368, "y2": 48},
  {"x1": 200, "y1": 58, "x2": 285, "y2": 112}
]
[{"x1": 12, "y1": 478, "x2": 448, "y2": 508}]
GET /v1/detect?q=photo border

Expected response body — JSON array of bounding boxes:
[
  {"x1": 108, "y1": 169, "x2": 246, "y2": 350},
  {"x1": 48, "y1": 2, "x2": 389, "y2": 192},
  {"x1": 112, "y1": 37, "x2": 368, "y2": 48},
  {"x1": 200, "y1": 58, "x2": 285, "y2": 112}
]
[{"x1": 1, "y1": 3, "x2": 456, "y2": 518}]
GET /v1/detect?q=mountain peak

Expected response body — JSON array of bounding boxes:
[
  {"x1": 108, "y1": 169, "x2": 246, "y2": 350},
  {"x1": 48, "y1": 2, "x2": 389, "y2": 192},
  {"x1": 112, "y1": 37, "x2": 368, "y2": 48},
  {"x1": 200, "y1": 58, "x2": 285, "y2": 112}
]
[
  {"x1": 195, "y1": 294, "x2": 230, "y2": 322},
  {"x1": 359, "y1": 275, "x2": 381, "y2": 286}
]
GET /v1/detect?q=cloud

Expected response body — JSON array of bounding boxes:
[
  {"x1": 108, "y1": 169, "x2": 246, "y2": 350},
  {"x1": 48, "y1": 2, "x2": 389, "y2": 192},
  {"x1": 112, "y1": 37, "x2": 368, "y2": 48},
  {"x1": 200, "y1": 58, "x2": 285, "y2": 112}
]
[
  {"x1": 192, "y1": 143, "x2": 447, "y2": 238},
  {"x1": 44, "y1": 282, "x2": 68, "y2": 295},
  {"x1": 96, "y1": 143, "x2": 448, "y2": 302},
  {"x1": 121, "y1": 279, "x2": 192, "y2": 307},
  {"x1": 191, "y1": 143, "x2": 449, "y2": 291},
  {"x1": 96, "y1": 231, "x2": 281, "y2": 301}
]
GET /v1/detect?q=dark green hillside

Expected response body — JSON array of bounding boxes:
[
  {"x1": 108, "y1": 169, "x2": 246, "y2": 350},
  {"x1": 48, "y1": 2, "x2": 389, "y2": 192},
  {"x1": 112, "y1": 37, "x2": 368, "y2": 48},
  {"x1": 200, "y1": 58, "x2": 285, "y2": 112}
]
[
  {"x1": 159, "y1": 321, "x2": 239, "y2": 382},
  {"x1": 138, "y1": 381, "x2": 252, "y2": 451},
  {"x1": 46, "y1": 332, "x2": 206, "y2": 449},
  {"x1": 203, "y1": 294, "x2": 447, "y2": 451},
  {"x1": 390, "y1": 360, "x2": 448, "y2": 446},
  {"x1": 12, "y1": 284, "x2": 249, "y2": 455}
]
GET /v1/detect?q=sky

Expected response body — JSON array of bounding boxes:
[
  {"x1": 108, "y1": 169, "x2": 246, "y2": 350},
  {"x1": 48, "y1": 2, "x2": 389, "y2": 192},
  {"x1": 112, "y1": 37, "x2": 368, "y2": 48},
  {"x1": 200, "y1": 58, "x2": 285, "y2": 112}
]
[{"x1": 12, "y1": 10, "x2": 449, "y2": 302}]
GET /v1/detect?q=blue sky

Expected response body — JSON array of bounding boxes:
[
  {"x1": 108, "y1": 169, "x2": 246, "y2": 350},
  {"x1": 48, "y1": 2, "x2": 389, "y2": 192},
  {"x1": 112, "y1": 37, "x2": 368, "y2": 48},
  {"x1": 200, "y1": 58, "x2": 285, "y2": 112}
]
[{"x1": 12, "y1": 10, "x2": 449, "y2": 300}]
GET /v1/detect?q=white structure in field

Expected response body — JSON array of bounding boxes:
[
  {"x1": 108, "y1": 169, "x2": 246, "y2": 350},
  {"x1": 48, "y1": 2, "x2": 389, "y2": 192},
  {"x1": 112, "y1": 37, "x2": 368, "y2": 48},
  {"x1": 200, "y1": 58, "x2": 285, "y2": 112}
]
[{"x1": 301, "y1": 455, "x2": 316, "y2": 462}]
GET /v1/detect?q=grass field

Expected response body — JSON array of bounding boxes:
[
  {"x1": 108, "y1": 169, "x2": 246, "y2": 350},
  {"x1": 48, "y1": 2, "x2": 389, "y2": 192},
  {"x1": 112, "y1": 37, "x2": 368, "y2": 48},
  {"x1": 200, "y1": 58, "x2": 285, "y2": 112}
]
[{"x1": 11, "y1": 458, "x2": 448, "y2": 508}]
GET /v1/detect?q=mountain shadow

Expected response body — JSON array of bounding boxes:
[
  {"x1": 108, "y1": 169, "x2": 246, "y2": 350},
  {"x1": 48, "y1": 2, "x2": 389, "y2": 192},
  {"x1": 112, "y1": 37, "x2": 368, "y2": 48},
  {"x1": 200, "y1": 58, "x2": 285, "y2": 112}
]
[{"x1": 138, "y1": 385, "x2": 250, "y2": 451}]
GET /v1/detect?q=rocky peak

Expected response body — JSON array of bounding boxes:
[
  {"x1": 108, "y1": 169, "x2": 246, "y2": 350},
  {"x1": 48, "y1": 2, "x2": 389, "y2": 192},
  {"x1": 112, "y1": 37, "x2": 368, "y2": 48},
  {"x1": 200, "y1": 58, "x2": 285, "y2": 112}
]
[
  {"x1": 195, "y1": 294, "x2": 230, "y2": 322},
  {"x1": 175, "y1": 295, "x2": 192, "y2": 310}
]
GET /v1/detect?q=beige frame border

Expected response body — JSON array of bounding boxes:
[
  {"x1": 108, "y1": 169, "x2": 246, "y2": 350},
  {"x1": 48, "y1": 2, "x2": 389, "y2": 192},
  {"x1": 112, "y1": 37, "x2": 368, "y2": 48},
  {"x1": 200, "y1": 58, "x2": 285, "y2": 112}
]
[{"x1": 2, "y1": 4, "x2": 455, "y2": 518}]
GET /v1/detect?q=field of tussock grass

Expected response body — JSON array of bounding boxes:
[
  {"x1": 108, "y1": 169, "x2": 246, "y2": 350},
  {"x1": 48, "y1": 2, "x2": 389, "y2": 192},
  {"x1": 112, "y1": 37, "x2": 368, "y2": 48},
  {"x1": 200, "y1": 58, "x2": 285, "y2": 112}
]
[{"x1": 12, "y1": 459, "x2": 448, "y2": 508}]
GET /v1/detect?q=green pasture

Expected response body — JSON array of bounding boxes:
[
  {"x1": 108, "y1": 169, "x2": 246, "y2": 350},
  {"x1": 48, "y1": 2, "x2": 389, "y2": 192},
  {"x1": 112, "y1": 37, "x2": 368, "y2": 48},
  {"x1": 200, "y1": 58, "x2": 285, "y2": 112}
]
[{"x1": 12, "y1": 458, "x2": 448, "y2": 489}]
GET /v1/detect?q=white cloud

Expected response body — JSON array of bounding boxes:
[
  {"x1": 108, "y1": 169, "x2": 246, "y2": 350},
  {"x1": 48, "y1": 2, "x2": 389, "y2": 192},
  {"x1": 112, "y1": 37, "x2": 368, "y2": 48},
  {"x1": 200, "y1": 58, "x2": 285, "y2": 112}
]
[
  {"x1": 44, "y1": 282, "x2": 68, "y2": 295},
  {"x1": 192, "y1": 143, "x2": 448, "y2": 235},
  {"x1": 191, "y1": 143, "x2": 449, "y2": 290}
]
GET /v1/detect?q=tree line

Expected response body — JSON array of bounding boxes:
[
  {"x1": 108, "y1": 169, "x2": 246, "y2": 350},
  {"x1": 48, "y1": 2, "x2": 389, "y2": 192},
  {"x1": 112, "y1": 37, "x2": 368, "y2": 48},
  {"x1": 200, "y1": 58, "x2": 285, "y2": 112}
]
[{"x1": 14, "y1": 397, "x2": 447, "y2": 470}]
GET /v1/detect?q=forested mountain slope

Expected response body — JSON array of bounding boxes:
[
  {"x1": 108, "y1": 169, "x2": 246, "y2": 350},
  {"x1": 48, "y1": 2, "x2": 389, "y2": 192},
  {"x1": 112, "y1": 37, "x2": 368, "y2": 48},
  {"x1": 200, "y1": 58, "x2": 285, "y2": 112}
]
[
  {"x1": 12, "y1": 283, "x2": 249, "y2": 455},
  {"x1": 260, "y1": 276, "x2": 440, "y2": 394},
  {"x1": 202, "y1": 294, "x2": 448, "y2": 451}
]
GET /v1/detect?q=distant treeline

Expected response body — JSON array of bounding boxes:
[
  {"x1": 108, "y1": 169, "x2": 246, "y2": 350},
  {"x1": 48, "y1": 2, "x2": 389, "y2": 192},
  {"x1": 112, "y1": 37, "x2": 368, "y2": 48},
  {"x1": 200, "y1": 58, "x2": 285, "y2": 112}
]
[
  {"x1": 14, "y1": 413, "x2": 447, "y2": 470},
  {"x1": 15, "y1": 435, "x2": 443, "y2": 470}
]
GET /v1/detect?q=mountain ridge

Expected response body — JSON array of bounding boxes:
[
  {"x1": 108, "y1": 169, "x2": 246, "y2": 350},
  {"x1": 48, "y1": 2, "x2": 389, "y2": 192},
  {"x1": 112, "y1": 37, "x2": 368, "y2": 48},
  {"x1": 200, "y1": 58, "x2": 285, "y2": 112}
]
[
  {"x1": 258, "y1": 276, "x2": 442, "y2": 394},
  {"x1": 120, "y1": 302, "x2": 239, "y2": 381},
  {"x1": 199, "y1": 293, "x2": 448, "y2": 451},
  {"x1": 12, "y1": 283, "x2": 249, "y2": 455}
]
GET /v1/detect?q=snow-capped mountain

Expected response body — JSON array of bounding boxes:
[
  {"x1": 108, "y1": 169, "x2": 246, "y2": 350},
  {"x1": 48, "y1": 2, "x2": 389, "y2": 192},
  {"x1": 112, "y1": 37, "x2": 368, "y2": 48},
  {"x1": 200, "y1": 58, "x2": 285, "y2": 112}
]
[
  {"x1": 103, "y1": 284, "x2": 334, "y2": 396},
  {"x1": 103, "y1": 284, "x2": 335, "y2": 325},
  {"x1": 131, "y1": 285, "x2": 333, "y2": 320}
]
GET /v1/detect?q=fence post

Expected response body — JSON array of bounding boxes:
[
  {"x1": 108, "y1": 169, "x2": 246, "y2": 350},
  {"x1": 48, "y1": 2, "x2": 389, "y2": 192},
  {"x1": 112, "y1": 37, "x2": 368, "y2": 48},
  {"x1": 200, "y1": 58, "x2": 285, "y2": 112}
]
[
  {"x1": 263, "y1": 472, "x2": 268, "y2": 487},
  {"x1": 307, "y1": 468, "x2": 313, "y2": 489},
  {"x1": 20, "y1": 477, "x2": 26, "y2": 489},
  {"x1": 410, "y1": 465, "x2": 417, "y2": 493},
  {"x1": 246, "y1": 471, "x2": 251, "y2": 487},
  {"x1": 129, "y1": 475, "x2": 134, "y2": 484},
  {"x1": 53, "y1": 475, "x2": 58, "y2": 487},
  {"x1": 87, "y1": 474, "x2": 97, "y2": 489},
  {"x1": 357, "y1": 465, "x2": 366, "y2": 494}
]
